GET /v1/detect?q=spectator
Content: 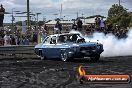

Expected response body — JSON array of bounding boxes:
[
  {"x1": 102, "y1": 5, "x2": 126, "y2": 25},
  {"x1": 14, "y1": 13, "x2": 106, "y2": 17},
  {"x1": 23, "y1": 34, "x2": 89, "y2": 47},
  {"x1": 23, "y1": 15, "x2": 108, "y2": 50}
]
[
  {"x1": 95, "y1": 17, "x2": 98, "y2": 26},
  {"x1": 22, "y1": 36, "x2": 29, "y2": 45},
  {"x1": 77, "y1": 19, "x2": 83, "y2": 31},
  {"x1": 0, "y1": 4, "x2": 5, "y2": 27},
  {"x1": 4, "y1": 32, "x2": 11, "y2": 46},
  {"x1": 99, "y1": 17, "x2": 105, "y2": 32},
  {"x1": 0, "y1": 36, "x2": 4, "y2": 45},
  {"x1": 72, "y1": 20, "x2": 77, "y2": 30},
  {"x1": 41, "y1": 29, "x2": 47, "y2": 42},
  {"x1": 15, "y1": 35, "x2": 19, "y2": 45},
  {"x1": 95, "y1": 17, "x2": 100, "y2": 30},
  {"x1": 44, "y1": 24, "x2": 48, "y2": 31},
  {"x1": 55, "y1": 20, "x2": 62, "y2": 34},
  {"x1": 10, "y1": 34, "x2": 16, "y2": 45},
  {"x1": 107, "y1": 23, "x2": 113, "y2": 33},
  {"x1": 33, "y1": 32, "x2": 37, "y2": 43}
]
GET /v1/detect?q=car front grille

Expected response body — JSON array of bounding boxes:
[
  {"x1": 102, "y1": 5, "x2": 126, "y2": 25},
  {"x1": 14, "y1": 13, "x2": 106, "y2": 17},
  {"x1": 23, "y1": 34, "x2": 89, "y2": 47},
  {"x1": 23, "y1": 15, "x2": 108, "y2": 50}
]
[{"x1": 80, "y1": 46, "x2": 96, "y2": 51}]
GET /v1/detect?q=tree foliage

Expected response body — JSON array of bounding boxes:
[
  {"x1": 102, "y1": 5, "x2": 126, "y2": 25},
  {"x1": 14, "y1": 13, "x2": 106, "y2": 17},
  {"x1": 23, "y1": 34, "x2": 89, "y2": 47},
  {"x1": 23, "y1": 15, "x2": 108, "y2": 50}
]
[
  {"x1": 107, "y1": 4, "x2": 132, "y2": 28},
  {"x1": 108, "y1": 4, "x2": 127, "y2": 18}
]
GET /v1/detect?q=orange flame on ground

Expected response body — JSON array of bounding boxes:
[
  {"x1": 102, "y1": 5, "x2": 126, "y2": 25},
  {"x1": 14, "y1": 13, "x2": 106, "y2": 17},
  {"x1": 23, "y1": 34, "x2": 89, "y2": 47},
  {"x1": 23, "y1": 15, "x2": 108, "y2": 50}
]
[{"x1": 78, "y1": 66, "x2": 86, "y2": 76}]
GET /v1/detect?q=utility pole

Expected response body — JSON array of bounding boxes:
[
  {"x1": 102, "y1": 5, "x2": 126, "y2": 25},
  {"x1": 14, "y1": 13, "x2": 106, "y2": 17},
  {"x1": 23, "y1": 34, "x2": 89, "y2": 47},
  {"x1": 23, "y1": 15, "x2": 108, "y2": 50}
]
[
  {"x1": 77, "y1": 12, "x2": 78, "y2": 19},
  {"x1": 27, "y1": 0, "x2": 30, "y2": 30},
  {"x1": 60, "y1": 4, "x2": 62, "y2": 19},
  {"x1": 36, "y1": 13, "x2": 41, "y2": 23},
  {"x1": 11, "y1": 8, "x2": 14, "y2": 31},
  {"x1": 43, "y1": 16, "x2": 46, "y2": 25},
  {"x1": 36, "y1": 13, "x2": 41, "y2": 28},
  {"x1": 119, "y1": 0, "x2": 121, "y2": 6}
]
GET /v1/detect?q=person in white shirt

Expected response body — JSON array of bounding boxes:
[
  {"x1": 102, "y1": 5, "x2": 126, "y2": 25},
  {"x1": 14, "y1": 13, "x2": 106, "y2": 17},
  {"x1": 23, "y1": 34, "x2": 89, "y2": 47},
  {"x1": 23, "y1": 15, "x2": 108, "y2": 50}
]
[{"x1": 4, "y1": 33, "x2": 11, "y2": 46}]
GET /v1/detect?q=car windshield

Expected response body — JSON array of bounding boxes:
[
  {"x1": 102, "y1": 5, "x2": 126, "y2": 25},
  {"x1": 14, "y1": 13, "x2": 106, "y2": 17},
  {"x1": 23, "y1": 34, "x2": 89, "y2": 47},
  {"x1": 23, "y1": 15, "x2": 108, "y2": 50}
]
[{"x1": 58, "y1": 34, "x2": 83, "y2": 43}]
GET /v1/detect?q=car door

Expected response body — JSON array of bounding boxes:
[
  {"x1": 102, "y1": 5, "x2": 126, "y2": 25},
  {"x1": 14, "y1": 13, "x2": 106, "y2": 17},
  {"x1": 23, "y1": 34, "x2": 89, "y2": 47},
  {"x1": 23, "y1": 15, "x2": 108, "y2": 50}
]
[{"x1": 43, "y1": 36, "x2": 59, "y2": 58}]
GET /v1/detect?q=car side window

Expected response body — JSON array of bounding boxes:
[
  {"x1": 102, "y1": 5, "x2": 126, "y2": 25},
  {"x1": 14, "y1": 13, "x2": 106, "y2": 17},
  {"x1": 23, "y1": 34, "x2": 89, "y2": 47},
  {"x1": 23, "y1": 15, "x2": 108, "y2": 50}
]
[
  {"x1": 44, "y1": 37, "x2": 51, "y2": 44},
  {"x1": 71, "y1": 34, "x2": 78, "y2": 42},
  {"x1": 50, "y1": 36, "x2": 57, "y2": 44}
]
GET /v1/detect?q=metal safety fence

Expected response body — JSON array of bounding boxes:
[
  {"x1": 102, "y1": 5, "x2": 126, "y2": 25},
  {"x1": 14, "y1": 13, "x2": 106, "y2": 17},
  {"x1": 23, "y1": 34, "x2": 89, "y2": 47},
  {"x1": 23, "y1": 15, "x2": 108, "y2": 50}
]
[{"x1": 0, "y1": 45, "x2": 37, "y2": 59}]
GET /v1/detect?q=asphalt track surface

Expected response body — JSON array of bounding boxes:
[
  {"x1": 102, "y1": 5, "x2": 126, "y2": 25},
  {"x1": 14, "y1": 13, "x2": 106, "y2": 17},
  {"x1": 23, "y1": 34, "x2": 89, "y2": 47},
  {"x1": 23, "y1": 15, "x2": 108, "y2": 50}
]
[{"x1": 0, "y1": 56, "x2": 132, "y2": 88}]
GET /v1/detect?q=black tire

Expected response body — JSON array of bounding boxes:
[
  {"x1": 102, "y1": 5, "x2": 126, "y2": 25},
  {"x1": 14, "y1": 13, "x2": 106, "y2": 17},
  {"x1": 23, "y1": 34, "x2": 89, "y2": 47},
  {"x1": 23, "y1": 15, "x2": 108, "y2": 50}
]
[
  {"x1": 90, "y1": 54, "x2": 100, "y2": 62},
  {"x1": 40, "y1": 56, "x2": 46, "y2": 60},
  {"x1": 37, "y1": 55, "x2": 46, "y2": 60},
  {"x1": 38, "y1": 50, "x2": 46, "y2": 60},
  {"x1": 60, "y1": 52, "x2": 69, "y2": 62}
]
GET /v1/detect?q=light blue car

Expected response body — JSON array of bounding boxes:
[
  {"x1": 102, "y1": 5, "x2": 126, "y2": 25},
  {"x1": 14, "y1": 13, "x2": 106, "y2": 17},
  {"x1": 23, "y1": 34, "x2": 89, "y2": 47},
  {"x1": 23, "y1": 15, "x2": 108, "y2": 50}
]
[{"x1": 34, "y1": 33, "x2": 104, "y2": 62}]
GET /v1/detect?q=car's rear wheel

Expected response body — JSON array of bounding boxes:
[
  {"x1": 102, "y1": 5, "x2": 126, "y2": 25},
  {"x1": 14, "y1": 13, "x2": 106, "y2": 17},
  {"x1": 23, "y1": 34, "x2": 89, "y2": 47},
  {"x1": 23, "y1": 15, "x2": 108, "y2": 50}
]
[
  {"x1": 60, "y1": 52, "x2": 69, "y2": 62},
  {"x1": 90, "y1": 54, "x2": 100, "y2": 62},
  {"x1": 40, "y1": 56, "x2": 46, "y2": 60},
  {"x1": 38, "y1": 49, "x2": 46, "y2": 60}
]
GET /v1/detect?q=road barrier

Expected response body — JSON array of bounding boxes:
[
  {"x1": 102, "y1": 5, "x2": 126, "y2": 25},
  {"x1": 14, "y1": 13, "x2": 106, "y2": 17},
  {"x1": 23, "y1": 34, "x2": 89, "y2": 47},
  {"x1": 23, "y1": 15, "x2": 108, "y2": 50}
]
[{"x1": 0, "y1": 45, "x2": 37, "y2": 59}]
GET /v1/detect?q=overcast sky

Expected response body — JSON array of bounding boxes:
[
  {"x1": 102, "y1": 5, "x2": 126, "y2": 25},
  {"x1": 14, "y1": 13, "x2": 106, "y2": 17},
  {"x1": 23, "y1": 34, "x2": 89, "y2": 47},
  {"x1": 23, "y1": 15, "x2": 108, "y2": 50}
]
[{"x1": 0, "y1": 0, "x2": 132, "y2": 23}]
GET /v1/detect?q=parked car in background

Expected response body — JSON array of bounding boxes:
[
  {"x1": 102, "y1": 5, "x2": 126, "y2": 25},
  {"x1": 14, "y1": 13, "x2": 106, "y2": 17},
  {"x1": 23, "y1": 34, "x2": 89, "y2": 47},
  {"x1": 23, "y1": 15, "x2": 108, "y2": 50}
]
[{"x1": 34, "y1": 33, "x2": 104, "y2": 62}]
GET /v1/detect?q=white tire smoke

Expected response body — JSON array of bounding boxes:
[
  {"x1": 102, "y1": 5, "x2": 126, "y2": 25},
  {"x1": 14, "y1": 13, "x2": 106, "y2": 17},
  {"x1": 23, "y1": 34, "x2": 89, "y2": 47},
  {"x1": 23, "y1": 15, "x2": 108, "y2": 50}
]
[{"x1": 70, "y1": 29, "x2": 132, "y2": 57}]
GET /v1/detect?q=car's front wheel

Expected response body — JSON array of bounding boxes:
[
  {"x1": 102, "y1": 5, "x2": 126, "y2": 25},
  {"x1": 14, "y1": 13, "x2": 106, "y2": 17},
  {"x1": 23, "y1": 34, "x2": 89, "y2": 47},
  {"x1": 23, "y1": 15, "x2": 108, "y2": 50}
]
[
  {"x1": 90, "y1": 54, "x2": 100, "y2": 62},
  {"x1": 37, "y1": 55, "x2": 46, "y2": 60},
  {"x1": 60, "y1": 52, "x2": 69, "y2": 62},
  {"x1": 38, "y1": 49, "x2": 46, "y2": 60}
]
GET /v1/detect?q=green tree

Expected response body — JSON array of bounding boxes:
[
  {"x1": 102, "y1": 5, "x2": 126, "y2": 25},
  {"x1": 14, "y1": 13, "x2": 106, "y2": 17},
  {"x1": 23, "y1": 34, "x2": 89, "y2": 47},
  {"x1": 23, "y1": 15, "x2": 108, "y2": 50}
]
[
  {"x1": 107, "y1": 4, "x2": 132, "y2": 28},
  {"x1": 108, "y1": 4, "x2": 127, "y2": 18}
]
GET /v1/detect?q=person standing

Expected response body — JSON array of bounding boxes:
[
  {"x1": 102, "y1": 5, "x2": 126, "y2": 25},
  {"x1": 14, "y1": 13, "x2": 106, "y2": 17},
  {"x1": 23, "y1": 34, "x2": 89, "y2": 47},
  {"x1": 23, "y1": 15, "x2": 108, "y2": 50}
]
[
  {"x1": 99, "y1": 17, "x2": 105, "y2": 32},
  {"x1": 0, "y1": 4, "x2": 5, "y2": 27},
  {"x1": 77, "y1": 19, "x2": 83, "y2": 31},
  {"x1": 41, "y1": 29, "x2": 47, "y2": 42},
  {"x1": 55, "y1": 20, "x2": 62, "y2": 34},
  {"x1": 72, "y1": 20, "x2": 77, "y2": 30},
  {"x1": 4, "y1": 32, "x2": 11, "y2": 46},
  {"x1": 95, "y1": 17, "x2": 100, "y2": 30},
  {"x1": 22, "y1": 36, "x2": 29, "y2": 45}
]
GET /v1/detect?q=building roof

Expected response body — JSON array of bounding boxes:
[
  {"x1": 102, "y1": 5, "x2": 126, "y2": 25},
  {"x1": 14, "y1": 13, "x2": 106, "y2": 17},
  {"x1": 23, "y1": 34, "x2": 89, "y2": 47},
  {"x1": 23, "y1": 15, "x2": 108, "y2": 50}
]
[
  {"x1": 82, "y1": 18, "x2": 96, "y2": 24},
  {"x1": 46, "y1": 20, "x2": 74, "y2": 25},
  {"x1": 46, "y1": 17, "x2": 106, "y2": 26}
]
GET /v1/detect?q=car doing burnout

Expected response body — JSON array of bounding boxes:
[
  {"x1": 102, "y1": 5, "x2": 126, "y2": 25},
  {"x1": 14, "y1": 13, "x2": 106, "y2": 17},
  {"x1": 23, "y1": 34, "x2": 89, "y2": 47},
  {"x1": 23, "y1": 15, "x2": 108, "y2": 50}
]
[{"x1": 34, "y1": 33, "x2": 104, "y2": 62}]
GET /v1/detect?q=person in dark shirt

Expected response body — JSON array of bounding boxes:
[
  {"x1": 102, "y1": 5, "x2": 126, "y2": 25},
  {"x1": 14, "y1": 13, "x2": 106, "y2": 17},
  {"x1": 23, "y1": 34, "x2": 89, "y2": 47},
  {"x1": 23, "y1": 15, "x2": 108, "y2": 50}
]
[
  {"x1": 55, "y1": 20, "x2": 62, "y2": 34},
  {"x1": 72, "y1": 20, "x2": 77, "y2": 30},
  {"x1": 106, "y1": 23, "x2": 113, "y2": 34},
  {"x1": 0, "y1": 4, "x2": 5, "y2": 27},
  {"x1": 77, "y1": 19, "x2": 83, "y2": 31}
]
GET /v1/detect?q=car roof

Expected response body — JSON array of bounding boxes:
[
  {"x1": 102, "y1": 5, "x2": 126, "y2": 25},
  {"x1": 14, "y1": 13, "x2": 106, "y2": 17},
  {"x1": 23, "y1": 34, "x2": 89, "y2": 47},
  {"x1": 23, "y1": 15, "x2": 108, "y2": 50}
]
[{"x1": 49, "y1": 33, "x2": 80, "y2": 37}]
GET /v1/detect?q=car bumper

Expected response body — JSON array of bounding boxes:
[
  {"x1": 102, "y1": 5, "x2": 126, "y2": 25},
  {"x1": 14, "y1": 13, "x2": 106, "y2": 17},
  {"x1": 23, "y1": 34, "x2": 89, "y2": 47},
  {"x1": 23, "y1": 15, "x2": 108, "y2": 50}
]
[{"x1": 75, "y1": 49, "x2": 104, "y2": 57}]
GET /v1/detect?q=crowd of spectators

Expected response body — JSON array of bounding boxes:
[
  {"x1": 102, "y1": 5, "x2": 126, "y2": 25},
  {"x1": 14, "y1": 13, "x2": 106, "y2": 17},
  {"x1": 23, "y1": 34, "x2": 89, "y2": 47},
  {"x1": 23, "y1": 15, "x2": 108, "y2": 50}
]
[
  {"x1": 0, "y1": 17, "x2": 129, "y2": 46},
  {"x1": 0, "y1": 25, "x2": 47, "y2": 46},
  {"x1": 0, "y1": 31, "x2": 30, "y2": 46},
  {"x1": 84, "y1": 17, "x2": 128, "y2": 39}
]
